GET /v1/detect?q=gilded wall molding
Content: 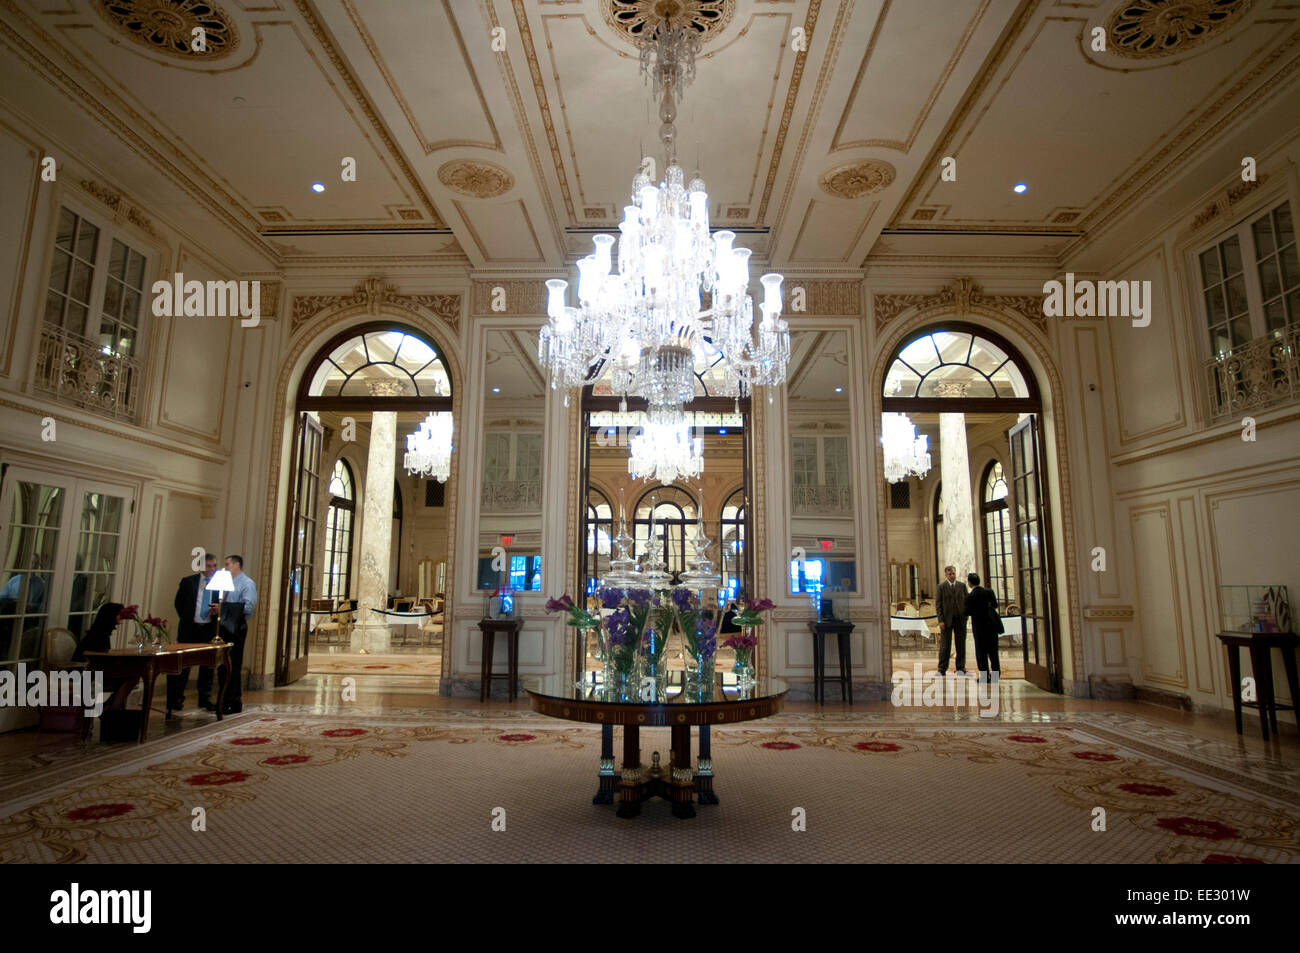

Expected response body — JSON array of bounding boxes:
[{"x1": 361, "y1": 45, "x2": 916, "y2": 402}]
[
  {"x1": 290, "y1": 280, "x2": 461, "y2": 334},
  {"x1": 470, "y1": 279, "x2": 547, "y2": 316},
  {"x1": 871, "y1": 278, "x2": 1045, "y2": 334},
  {"x1": 785, "y1": 279, "x2": 863, "y2": 316},
  {"x1": 1190, "y1": 174, "x2": 1269, "y2": 231},
  {"x1": 78, "y1": 178, "x2": 158, "y2": 237},
  {"x1": 1083, "y1": 605, "x2": 1136, "y2": 621}
]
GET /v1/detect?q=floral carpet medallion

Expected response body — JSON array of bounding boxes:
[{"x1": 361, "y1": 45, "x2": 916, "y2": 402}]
[{"x1": 0, "y1": 715, "x2": 1295, "y2": 864}]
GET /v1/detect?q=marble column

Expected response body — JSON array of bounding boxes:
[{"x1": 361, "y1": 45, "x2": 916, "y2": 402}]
[
  {"x1": 939, "y1": 412, "x2": 976, "y2": 582},
  {"x1": 352, "y1": 383, "x2": 401, "y2": 652}
]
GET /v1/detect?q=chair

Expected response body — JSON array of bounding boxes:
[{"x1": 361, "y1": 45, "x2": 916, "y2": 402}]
[
  {"x1": 39, "y1": 628, "x2": 89, "y2": 735},
  {"x1": 395, "y1": 599, "x2": 413, "y2": 613},
  {"x1": 314, "y1": 601, "x2": 354, "y2": 645},
  {"x1": 419, "y1": 600, "x2": 443, "y2": 646}
]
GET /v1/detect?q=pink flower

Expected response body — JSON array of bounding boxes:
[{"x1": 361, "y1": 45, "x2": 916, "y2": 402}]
[{"x1": 116, "y1": 604, "x2": 139, "y2": 623}]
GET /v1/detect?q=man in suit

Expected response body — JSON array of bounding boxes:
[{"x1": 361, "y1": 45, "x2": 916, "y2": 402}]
[
  {"x1": 964, "y1": 572, "x2": 1002, "y2": 683},
  {"x1": 218, "y1": 554, "x2": 258, "y2": 714},
  {"x1": 165, "y1": 551, "x2": 219, "y2": 716},
  {"x1": 936, "y1": 565, "x2": 969, "y2": 677}
]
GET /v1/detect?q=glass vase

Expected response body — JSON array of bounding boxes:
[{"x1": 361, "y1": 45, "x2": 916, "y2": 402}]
[
  {"x1": 689, "y1": 649, "x2": 715, "y2": 688},
  {"x1": 639, "y1": 626, "x2": 665, "y2": 681},
  {"x1": 733, "y1": 647, "x2": 755, "y2": 687}
]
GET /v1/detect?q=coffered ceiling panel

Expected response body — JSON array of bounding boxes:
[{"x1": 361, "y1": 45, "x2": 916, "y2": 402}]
[{"x1": 453, "y1": 199, "x2": 545, "y2": 263}]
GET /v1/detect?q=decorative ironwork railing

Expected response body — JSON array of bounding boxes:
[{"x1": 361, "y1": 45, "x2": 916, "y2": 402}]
[
  {"x1": 36, "y1": 325, "x2": 140, "y2": 421},
  {"x1": 792, "y1": 484, "x2": 852, "y2": 514},
  {"x1": 1203, "y1": 328, "x2": 1300, "y2": 423},
  {"x1": 481, "y1": 481, "x2": 542, "y2": 512}
]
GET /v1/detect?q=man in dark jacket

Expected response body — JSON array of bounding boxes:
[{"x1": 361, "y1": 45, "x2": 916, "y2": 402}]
[
  {"x1": 964, "y1": 572, "x2": 1001, "y2": 683},
  {"x1": 936, "y1": 566, "x2": 968, "y2": 677},
  {"x1": 165, "y1": 551, "x2": 220, "y2": 715}
]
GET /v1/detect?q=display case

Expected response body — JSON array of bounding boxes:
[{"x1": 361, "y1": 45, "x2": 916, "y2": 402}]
[{"x1": 1219, "y1": 585, "x2": 1291, "y2": 633}]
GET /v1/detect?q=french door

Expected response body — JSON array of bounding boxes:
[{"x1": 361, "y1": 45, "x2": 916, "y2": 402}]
[
  {"x1": 276, "y1": 413, "x2": 323, "y2": 685},
  {"x1": 0, "y1": 467, "x2": 133, "y2": 729},
  {"x1": 1007, "y1": 416, "x2": 1061, "y2": 692}
]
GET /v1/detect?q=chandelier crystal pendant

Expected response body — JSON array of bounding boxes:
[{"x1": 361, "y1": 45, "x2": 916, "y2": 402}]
[
  {"x1": 880, "y1": 412, "x2": 931, "y2": 484},
  {"x1": 628, "y1": 409, "x2": 704, "y2": 485},
  {"x1": 538, "y1": 16, "x2": 789, "y2": 481},
  {"x1": 403, "y1": 412, "x2": 454, "y2": 483}
]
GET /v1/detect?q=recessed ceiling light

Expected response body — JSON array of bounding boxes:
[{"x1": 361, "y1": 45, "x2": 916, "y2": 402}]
[
  {"x1": 491, "y1": 386, "x2": 501, "y2": 393},
  {"x1": 835, "y1": 386, "x2": 843, "y2": 393},
  {"x1": 311, "y1": 182, "x2": 325, "y2": 193},
  {"x1": 1013, "y1": 183, "x2": 1028, "y2": 194}
]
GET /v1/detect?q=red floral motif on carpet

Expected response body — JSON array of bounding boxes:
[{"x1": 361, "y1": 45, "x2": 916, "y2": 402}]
[
  {"x1": 1119, "y1": 782, "x2": 1175, "y2": 797},
  {"x1": 1007, "y1": 735, "x2": 1047, "y2": 743},
  {"x1": 855, "y1": 741, "x2": 902, "y2": 752},
  {"x1": 263, "y1": 755, "x2": 311, "y2": 766},
  {"x1": 185, "y1": 770, "x2": 251, "y2": 786},
  {"x1": 321, "y1": 728, "x2": 367, "y2": 738},
  {"x1": 229, "y1": 737, "x2": 271, "y2": 746},
  {"x1": 363, "y1": 665, "x2": 391, "y2": 670},
  {"x1": 498, "y1": 733, "x2": 536, "y2": 742},
  {"x1": 1073, "y1": 751, "x2": 1119, "y2": 761},
  {"x1": 1202, "y1": 854, "x2": 1263, "y2": 863},
  {"x1": 65, "y1": 803, "x2": 135, "y2": 821},
  {"x1": 1155, "y1": 817, "x2": 1240, "y2": 841},
  {"x1": 761, "y1": 741, "x2": 801, "y2": 750}
]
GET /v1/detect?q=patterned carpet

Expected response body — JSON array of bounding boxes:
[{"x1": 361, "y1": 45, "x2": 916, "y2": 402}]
[{"x1": 1, "y1": 710, "x2": 1296, "y2": 864}]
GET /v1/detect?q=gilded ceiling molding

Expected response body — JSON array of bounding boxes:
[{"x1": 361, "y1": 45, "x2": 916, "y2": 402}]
[
  {"x1": 77, "y1": 178, "x2": 158, "y2": 237},
  {"x1": 871, "y1": 278, "x2": 1046, "y2": 334},
  {"x1": 509, "y1": 0, "x2": 576, "y2": 223},
  {"x1": 1190, "y1": 174, "x2": 1268, "y2": 231},
  {"x1": 784, "y1": 279, "x2": 863, "y2": 315},
  {"x1": 1105, "y1": 0, "x2": 1251, "y2": 59},
  {"x1": 603, "y1": 0, "x2": 736, "y2": 43},
  {"x1": 470, "y1": 279, "x2": 547, "y2": 316},
  {"x1": 437, "y1": 160, "x2": 514, "y2": 199},
  {"x1": 1083, "y1": 605, "x2": 1136, "y2": 621},
  {"x1": 95, "y1": 0, "x2": 240, "y2": 61},
  {"x1": 290, "y1": 280, "x2": 461, "y2": 334},
  {"x1": 818, "y1": 159, "x2": 896, "y2": 199}
]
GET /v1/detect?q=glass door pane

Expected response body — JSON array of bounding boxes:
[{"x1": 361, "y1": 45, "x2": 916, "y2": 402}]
[
  {"x1": 1008, "y1": 416, "x2": 1057, "y2": 691},
  {"x1": 0, "y1": 482, "x2": 63, "y2": 671},
  {"x1": 68, "y1": 490, "x2": 125, "y2": 639}
]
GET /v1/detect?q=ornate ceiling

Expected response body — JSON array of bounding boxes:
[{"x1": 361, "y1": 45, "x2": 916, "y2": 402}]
[{"x1": 1, "y1": 0, "x2": 1295, "y2": 274}]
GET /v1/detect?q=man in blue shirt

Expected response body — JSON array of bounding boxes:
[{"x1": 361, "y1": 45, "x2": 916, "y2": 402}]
[{"x1": 217, "y1": 554, "x2": 258, "y2": 714}]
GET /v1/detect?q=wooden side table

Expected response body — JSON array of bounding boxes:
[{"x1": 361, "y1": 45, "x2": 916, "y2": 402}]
[
  {"x1": 478, "y1": 619, "x2": 522, "y2": 702},
  {"x1": 806, "y1": 620, "x2": 854, "y2": 705},
  {"x1": 1216, "y1": 631, "x2": 1299, "y2": 741}
]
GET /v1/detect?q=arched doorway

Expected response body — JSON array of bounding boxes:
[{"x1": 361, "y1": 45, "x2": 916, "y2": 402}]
[
  {"x1": 881, "y1": 323, "x2": 1062, "y2": 692},
  {"x1": 278, "y1": 323, "x2": 453, "y2": 684}
]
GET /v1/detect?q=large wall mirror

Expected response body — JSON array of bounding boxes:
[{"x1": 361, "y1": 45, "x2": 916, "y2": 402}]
[
  {"x1": 477, "y1": 329, "x2": 545, "y2": 593},
  {"x1": 785, "y1": 329, "x2": 856, "y2": 599}
]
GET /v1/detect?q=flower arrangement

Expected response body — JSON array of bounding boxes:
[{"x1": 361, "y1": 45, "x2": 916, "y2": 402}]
[
  {"x1": 724, "y1": 598, "x2": 773, "y2": 683},
  {"x1": 733, "y1": 597, "x2": 775, "y2": 628},
  {"x1": 544, "y1": 593, "x2": 601, "y2": 630},
  {"x1": 117, "y1": 604, "x2": 170, "y2": 650}
]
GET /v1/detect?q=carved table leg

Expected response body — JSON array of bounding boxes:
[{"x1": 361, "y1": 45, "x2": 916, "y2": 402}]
[
  {"x1": 593, "y1": 724, "x2": 616, "y2": 804},
  {"x1": 695, "y1": 724, "x2": 718, "y2": 805},
  {"x1": 669, "y1": 724, "x2": 696, "y2": 819},
  {"x1": 616, "y1": 725, "x2": 643, "y2": 818}
]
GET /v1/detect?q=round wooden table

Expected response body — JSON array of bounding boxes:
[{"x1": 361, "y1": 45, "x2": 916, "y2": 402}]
[{"x1": 526, "y1": 672, "x2": 787, "y2": 819}]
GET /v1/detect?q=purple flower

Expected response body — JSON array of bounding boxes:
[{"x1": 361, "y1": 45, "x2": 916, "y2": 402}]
[
  {"x1": 671, "y1": 588, "x2": 693, "y2": 612},
  {"x1": 746, "y1": 598, "x2": 776, "y2": 613},
  {"x1": 598, "y1": 588, "x2": 623, "y2": 610},
  {"x1": 697, "y1": 617, "x2": 718, "y2": 656},
  {"x1": 624, "y1": 588, "x2": 652, "y2": 608},
  {"x1": 604, "y1": 607, "x2": 632, "y2": 648},
  {"x1": 544, "y1": 594, "x2": 575, "y2": 615},
  {"x1": 723, "y1": 631, "x2": 758, "y2": 651}
]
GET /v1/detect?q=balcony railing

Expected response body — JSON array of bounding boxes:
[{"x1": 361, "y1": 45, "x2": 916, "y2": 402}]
[
  {"x1": 1203, "y1": 327, "x2": 1300, "y2": 423},
  {"x1": 793, "y1": 484, "x2": 852, "y2": 515},
  {"x1": 481, "y1": 480, "x2": 542, "y2": 513},
  {"x1": 36, "y1": 324, "x2": 140, "y2": 421}
]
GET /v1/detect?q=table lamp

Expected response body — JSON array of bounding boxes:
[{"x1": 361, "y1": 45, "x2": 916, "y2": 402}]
[{"x1": 205, "y1": 569, "x2": 235, "y2": 644}]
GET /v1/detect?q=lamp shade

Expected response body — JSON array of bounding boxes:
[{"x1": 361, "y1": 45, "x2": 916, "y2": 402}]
[{"x1": 205, "y1": 569, "x2": 235, "y2": 593}]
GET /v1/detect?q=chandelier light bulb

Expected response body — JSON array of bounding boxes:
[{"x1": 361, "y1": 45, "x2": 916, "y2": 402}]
[{"x1": 546, "y1": 279, "x2": 567, "y2": 320}]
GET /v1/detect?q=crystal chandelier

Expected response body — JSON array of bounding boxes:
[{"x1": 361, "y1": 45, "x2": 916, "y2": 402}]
[
  {"x1": 628, "y1": 409, "x2": 704, "y2": 485},
  {"x1": 403, "y1": 412, "x2": 453, "y2": 483},
  {"x1": 539, "y1": 17, "x2": 789, "y2": 462},
  {"x1": 880, "y1": 412, "x2": 931, "y2": 484}
]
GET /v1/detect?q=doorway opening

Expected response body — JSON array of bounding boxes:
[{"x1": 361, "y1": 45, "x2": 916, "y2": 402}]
[
  {"x1": 278, "y1": 323, "x2": 452, "y2": 685},
  {"x1": 881, "y1": 324, "x2": 1062, "y2": 692}
]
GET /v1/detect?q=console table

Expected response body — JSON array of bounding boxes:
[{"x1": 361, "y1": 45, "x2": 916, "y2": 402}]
[
  {"x1": 83, "y1": 642, "x2": 232, "y2": 743},
  {"x1": 807, "y1": 620, "x2": 854, "y2": 705},
  {"x1": 1216, "y1": 631, "x2": 1299, "y2": 742},
  {"x1": 477, "y1": 619, "x2": 522, "y2": 702}
]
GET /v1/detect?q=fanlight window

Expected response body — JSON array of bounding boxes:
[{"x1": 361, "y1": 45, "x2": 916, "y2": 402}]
[
  {"x1": 307, "y1": 330, "x2": 450, "y2": 398},
  {"x1": 884, "y1": 331, "x2": 1029, "y2": 399}
]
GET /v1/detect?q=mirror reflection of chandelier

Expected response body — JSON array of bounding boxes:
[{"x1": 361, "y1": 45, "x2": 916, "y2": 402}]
[
  {"x1": 628, "y1": 409, "x2": 704, "y2": 485},
  {"x1": 538, "y1": 17, "x2": 789, "y2": 481},
  {"x1": 404, "y1": 412, "x2": 453, "y2": 483},
  {"x1": 880, "y1": 412, "x2": 931, "y2": 484}
]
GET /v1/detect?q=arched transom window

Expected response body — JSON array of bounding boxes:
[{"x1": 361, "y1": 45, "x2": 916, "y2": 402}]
[
  {"x1": 884, "y1": 330, "x2": 1030, "y2": 400},
  {"x1": 307, "y1": 329, "x2": 450, "y2": 398}
]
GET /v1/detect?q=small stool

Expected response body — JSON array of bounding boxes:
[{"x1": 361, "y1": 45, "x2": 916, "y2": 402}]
[
  {"x1": 1217, "y1": 631, "x2": 1299, "y2": 741},
  {"x1": 807, "y1": 621, "x2": 854, "y2": 705},
  {"x1": 478, "y1": 619, "x2": 522, "y2": 702}
]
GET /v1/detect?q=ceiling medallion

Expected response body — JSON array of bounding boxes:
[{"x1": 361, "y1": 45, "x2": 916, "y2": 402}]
[
  {"x1": 819, "y1": 159, "x2": 896, "y2": 199},
  {"x1": 605, "y1": 1, "x2": 735, "y2": 44},
  {"x1": 436, "y1": 160, "x2": 514, "y2": 199},
  {"x1": 1105, "y1": 0, "x2": 1250, "y2": 59},
  {"x1": 98, "y1": 0, "x2": 238, "y2": 59}
]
